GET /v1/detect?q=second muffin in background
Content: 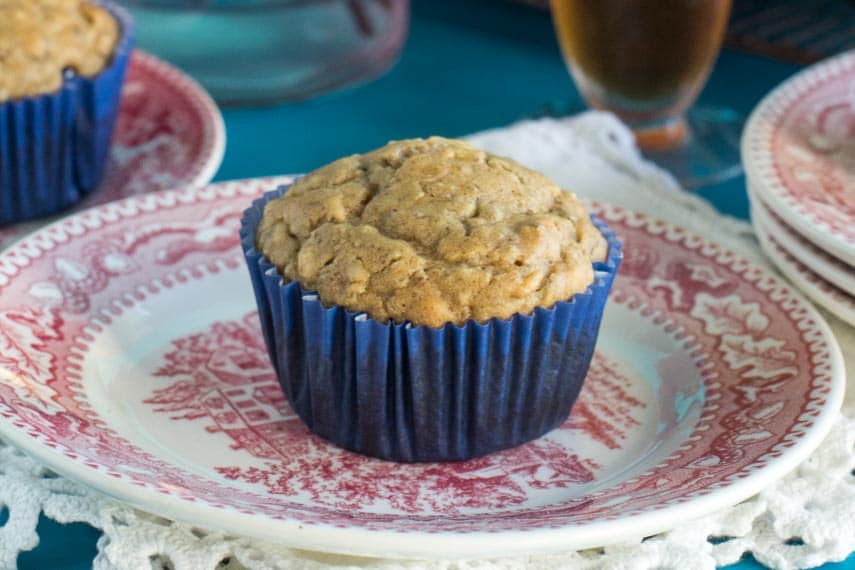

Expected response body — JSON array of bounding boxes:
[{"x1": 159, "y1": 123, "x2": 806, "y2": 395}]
[
  {"x1": 0, "y1": 0, "x2": 120, "y2": 101},
  {"x1": 0, "y1": 0, "x2": 133, "y2": 226},
  {"x1": 243, "y1": 137, "x2": 622, "y2": 462}
]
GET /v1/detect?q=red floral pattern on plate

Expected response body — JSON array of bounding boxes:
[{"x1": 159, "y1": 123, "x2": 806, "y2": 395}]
[
  {"x1": 141, "y1": 310, "x2": 661, "y2": 513},
  {"x1": 743, "y1": 50, "x2": 855, "y2": 262},
  {"x1": 0, "y1": 51, "x2": 224, "y2": 252},
  {"x1": 0, "y1": 180, "x2": 843, "y2": 557}
]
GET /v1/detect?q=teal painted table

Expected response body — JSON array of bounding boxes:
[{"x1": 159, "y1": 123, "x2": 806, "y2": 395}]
[{"x1": 18, "y1": 0, "x2": 854, "y2": 567}]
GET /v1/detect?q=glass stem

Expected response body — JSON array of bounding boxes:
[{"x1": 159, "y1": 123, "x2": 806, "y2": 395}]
[{"x1": 633, "y1": 116, "x2": 689, "y2": 152}]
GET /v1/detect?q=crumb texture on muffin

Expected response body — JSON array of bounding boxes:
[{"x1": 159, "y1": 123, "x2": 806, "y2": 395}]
[
  {"x1": 257, "y1": 137, "x2": 608, "y2": 328},
  {"x1": 0, "y1": 0, "x2": 119, "y2": 101}
]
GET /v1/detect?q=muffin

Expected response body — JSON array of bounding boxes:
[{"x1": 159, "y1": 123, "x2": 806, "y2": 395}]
[
  {"x1": 0, "y1": 0, "x2": 134, "y2": 226},
  {"x1": 241, "y1": 137, "x2": 622, "y2": 462}
]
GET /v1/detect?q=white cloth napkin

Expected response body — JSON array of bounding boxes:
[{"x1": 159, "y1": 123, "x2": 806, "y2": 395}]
[{"x1": 0, "y1": 112, "x2": 851, "y2": 570}]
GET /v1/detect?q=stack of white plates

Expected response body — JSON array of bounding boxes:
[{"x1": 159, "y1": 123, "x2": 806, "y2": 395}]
[{"x1": 742, "y1": 50, "x2": 855, "y2": 327}]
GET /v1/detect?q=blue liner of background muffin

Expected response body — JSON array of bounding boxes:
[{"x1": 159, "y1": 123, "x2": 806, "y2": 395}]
[
  {"x1": 241, "y1": 185, "x2": 623, "y2": 462},
  {"x1": 0, "y1": 1, "x2": 134, "y2": 226}
]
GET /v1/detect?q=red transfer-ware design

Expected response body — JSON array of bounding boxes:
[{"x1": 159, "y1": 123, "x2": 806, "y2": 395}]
[
  {"x1": 96, "y1": 51, "x2": 223, "y2": 203},
  {"x1": 26, "y1": 205, "x2": 242, "y2": 315},
  {"x1": 0, "y1": 51, "x2": 224, "y2": 252},
  {"x1": 744, "y1": 50, "x2": 855, "y2": 250},
  {"x1": 143, "y1": 311, "x2": 653, "y2": 514},
  {"x1": 0, "y1": 180, "x2": 838, "y2": 536}
]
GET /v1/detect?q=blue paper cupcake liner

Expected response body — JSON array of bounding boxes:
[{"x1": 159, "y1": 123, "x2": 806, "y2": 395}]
[
  {"x1": 0, "y1": 1, "x2": 134, "y2": 226},
  {"x1": 241, "y1": 185, "x2": 623, "y2": 462}
]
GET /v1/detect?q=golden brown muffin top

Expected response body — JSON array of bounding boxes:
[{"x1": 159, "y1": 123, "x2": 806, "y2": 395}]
[
  {"x1": 256, "y1": 137, "x2": 608, "y2": 328},
  {"x1": 0, "y1": 0, "x2": 119, "y2": 101}
]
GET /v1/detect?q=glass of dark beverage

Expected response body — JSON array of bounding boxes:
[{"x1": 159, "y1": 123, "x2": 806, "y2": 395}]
[{"x1": 551, "y1": 0, "x2": 741, "y2": 188}]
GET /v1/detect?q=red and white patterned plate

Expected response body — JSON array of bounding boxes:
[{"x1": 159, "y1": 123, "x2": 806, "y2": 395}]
[
  {"x1": 755, "y1": 220, "x2": 855, "y2": 328},
  {"x1": 742, "y1": 49, "x2": 855, "y2": 266},
  {"x1": 749, "y1": 187, "x2": 855, "y2": 297},
  {"x1": 0, "y1": 179, "x2": 844, "y2": 559},
  {"x1": 0, "y1": 50, "x2": 225, "y2": 252}
]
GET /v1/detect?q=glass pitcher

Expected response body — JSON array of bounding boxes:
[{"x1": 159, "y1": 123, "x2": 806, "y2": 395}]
[{"x1": 121, "y1": 0, "x2": 410, "y2": 105}]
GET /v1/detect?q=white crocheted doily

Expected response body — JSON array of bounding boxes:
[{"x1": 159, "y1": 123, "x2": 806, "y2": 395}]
[{"x1": 0, "y1": 112, "x2": 851, "y2": 570}]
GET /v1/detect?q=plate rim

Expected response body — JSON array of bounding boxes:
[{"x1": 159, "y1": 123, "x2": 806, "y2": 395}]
[
  {"x1": 129, "y1": 50, "x2": 226, "y2": 190},
  {"x1": 0, "y1": 179, "x2": 846, "y2": 559},
  {"x1": 754, "y1": 219, "x2": 855, "y2": 328},
  {"x1": 741, "y1": 49, "x2": 855, "y2": 265},
  {"x1": 748, "y1": 187, "x2": 855, "y2": 297}
]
